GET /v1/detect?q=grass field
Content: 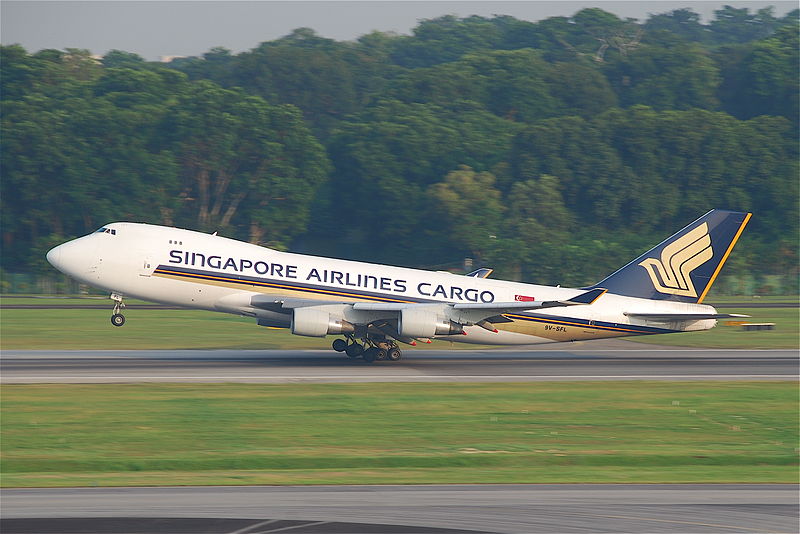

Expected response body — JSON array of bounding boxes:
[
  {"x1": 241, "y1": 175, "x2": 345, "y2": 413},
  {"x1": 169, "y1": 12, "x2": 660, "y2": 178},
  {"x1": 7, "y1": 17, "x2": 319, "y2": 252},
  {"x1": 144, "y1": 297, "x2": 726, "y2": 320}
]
[
  {"x1": 1, "y1": 297, "x2": 797, "y2": 349},
  {"x1": 0, "y1": 307, "x2": 333, "y2": 350},
  {"x1": 1, "y1": 381, "x2": 797, "y2": 487}
]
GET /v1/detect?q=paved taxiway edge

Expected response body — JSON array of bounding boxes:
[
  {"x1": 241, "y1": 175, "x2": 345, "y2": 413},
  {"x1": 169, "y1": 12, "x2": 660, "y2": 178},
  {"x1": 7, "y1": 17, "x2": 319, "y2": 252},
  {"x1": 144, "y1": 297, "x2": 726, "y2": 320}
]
[{"x1": 2, "y1": 484, "x2": 798, "y2": 534}]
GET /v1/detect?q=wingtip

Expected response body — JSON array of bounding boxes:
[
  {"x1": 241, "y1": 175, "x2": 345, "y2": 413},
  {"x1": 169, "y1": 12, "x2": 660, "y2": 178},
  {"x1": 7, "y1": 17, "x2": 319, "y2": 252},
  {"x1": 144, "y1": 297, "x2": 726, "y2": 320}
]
[
  {"x1": 568, "y1": 287, "x2": 607, "y2": 305},
  {"x1": 590, "y1": 288, "x2": 608, "y2": 304}
]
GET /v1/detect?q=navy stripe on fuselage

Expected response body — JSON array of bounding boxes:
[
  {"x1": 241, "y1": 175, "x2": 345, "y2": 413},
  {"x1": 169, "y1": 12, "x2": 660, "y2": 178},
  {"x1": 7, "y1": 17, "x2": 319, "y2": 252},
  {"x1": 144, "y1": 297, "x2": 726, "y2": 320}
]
[
  {"x1": 153, "y1": 265, "x2": 675, "y2": 335},
  {"x1": 154, "y1": 265, "x2": 415, "y2": 303}
]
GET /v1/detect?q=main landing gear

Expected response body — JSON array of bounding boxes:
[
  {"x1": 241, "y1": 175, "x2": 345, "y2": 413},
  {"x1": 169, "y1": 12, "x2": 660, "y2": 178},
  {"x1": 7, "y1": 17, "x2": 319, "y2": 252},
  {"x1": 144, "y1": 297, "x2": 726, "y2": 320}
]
[
  {"x1": 110, "y1": 293, "x2": 126, "y2": 327},
  {"x1": 331, "y1": 334, "x2": 403, "y2": 363}
]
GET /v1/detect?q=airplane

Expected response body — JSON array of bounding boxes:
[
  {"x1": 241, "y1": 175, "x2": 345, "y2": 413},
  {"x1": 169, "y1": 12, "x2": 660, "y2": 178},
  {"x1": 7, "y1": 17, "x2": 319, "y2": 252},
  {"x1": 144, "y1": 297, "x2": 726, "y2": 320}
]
[{"x1": 46, "y1": 209, "x2": 751, "y2": 362}]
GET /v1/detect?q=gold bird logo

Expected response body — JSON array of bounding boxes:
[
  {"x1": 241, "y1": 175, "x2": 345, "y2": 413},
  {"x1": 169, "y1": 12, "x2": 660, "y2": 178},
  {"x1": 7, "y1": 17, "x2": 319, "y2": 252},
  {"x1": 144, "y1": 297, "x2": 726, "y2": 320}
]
[{"x1": 639, "y1": 223, "x2": 713, "y2": 298}]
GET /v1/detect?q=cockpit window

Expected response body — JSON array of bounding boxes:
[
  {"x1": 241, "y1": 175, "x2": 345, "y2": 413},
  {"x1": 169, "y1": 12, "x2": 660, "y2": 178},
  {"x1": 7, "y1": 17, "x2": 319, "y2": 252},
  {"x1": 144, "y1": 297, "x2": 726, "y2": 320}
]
[{"x1": 95, "y1": 227, "x2": 116, "y2": 235}]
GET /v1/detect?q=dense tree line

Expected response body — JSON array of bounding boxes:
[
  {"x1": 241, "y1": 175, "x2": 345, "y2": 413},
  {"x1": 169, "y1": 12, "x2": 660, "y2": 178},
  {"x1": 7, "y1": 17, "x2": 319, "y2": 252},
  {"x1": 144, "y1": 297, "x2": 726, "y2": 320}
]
[{"x1": 2, "y1": 6, "x2": 797, "y2": 292}]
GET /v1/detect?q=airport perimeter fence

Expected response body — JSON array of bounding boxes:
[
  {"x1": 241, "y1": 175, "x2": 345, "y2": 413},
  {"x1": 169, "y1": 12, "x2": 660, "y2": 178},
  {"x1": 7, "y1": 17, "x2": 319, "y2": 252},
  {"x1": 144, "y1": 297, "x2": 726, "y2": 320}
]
[
  {"x1": 1, "y1": 272, "x2": 100, "y2": 296},
  {"x1": 0, "y1": 271, "x2": 796, "y2": 298}
]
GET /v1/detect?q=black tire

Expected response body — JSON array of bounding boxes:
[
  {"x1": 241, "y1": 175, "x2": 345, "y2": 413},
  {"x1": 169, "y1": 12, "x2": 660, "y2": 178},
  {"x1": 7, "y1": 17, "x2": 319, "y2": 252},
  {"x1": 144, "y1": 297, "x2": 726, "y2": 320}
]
[
  {"x1": 111, "y1": 313, "x2": 125, "y2": 327},
  {"x1": 386, "y1": 347, "x2": 402, "y2": 361},
  {"x1": 375, "y1": 348, "x2": 387, "y2": 360},
  {"x1": 332, "y1": 338, "x2": 348, "y2": 352},
  {"x1": 362, "y1": 347, "x2": 378, "y2": 363},
  {"x1": 345, "y1": 343, "x2": 364, "y2": 358}
]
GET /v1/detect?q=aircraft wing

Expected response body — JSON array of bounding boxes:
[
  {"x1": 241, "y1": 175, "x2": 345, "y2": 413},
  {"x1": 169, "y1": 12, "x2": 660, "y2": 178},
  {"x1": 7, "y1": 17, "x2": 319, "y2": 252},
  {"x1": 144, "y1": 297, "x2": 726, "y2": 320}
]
[
  {"x1": 240, "y1": 288, "x2": 607, "y2": 341},
  {"x1": 348, "y1": 288, "x2": 607, "y2": 334}
]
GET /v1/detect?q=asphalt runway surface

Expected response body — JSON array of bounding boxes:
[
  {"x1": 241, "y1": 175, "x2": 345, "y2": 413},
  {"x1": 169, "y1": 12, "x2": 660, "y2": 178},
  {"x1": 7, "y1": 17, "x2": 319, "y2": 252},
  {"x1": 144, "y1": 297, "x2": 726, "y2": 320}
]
[
  {"x1": 1, "y1": 342, "x2": 797, "y2": 383},
  {"x1": 2, "y1": 484, "x2": 798, "y2": 533}
]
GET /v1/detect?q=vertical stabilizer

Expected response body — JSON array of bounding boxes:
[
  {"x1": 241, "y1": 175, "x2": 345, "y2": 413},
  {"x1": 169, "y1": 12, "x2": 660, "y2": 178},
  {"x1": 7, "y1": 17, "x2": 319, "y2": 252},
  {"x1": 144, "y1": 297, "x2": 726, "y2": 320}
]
[{"x1": 589, "y1": 210, "x2": 751, "y2": 303}]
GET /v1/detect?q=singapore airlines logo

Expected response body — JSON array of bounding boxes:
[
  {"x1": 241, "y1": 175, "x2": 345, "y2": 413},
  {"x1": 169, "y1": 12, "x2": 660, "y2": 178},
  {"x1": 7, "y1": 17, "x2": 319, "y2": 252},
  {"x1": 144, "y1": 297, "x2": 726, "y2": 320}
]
[{"x1": 639, "y1": 223, "x2": 713, "y2": 297}]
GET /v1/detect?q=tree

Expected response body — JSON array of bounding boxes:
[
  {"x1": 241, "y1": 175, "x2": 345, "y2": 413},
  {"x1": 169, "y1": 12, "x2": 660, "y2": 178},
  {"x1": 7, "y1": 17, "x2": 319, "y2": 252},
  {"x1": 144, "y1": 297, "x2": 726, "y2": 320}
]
[
  {"x1": 709, "y1": 6, "x2": 779, "y2": 44},
  {"x1": 427, "y1": 166, "x2": 504, "y2": 259},
  {"x1": 544, "y1": 62, "x2": 618, "y2": 117},
  {"x1": 459, "y1": 50, "x2": 560, "y2": 122},
  {"x1": 166, "y1": 81, "x2": 329, "y2": 245},
  {"x1": 1, "y1": 45, "x2": 42, "y2": 100},
  {"x1": 571, "y1": 8, "x2": 643, "y2": 62},
  {"x1": 320, "y1": 99, "x2": 520, "y2": 263},
  {"x1": 101, "y1": 50, "x2": 147, "y2": 69},
  {"x1": 644, "y1": 8, "x2": 708, "y2": 42},
  {"x1": 389, "y1": 15, "x2": 502, "y2": 68},
  {"x1": 604, "y1": 41, "x2": 720, "y2": 110},
  {"x1": 717, "y1": 25, "x2": 798, "y2": 125},
  {"x1": 230, "y1": 36, "x2": 378, "y2": 134}
]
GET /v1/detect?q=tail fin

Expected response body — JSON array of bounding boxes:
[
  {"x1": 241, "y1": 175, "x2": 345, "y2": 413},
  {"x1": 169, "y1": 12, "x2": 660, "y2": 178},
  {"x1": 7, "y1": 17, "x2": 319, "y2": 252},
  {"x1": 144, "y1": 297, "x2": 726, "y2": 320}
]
[{"x1": 589, "y1": 210, "x2": 751, "y2": 303}]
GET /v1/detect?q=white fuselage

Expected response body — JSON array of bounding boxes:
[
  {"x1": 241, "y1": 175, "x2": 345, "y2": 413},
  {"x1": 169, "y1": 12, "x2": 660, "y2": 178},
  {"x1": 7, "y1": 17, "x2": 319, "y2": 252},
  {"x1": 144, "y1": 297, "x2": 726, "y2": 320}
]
[{"x1": 47, "y1": 222, "x2": 720, "y2": 345}]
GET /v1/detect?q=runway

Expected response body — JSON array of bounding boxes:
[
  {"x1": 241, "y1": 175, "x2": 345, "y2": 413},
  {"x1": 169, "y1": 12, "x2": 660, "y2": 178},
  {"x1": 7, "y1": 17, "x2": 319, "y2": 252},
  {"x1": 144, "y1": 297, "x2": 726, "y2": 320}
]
[
  {"x1": 2, "y1": 484, "x2": 798, "y2": 533},
  {"x1": 1, "y1": 343, "x2": 796, "y2": 383}
]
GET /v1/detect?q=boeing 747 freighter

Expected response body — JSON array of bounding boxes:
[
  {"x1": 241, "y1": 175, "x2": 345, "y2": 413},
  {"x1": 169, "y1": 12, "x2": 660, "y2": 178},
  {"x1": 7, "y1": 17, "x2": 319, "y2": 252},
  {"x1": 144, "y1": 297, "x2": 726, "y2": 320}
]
[{"x1": 47, "y1": 209, "x2": 750, "y2": 362}]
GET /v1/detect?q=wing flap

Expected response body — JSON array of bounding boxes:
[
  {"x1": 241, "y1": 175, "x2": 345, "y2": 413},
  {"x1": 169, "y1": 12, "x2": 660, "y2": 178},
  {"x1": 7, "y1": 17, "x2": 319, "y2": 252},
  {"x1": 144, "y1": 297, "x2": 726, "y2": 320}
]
[
  {"x1": 452, "y1": 288, "x2": 607, "y2": 311},
  {"x1": 249, "y1": 295, "x2": 352, "y2": 312}
]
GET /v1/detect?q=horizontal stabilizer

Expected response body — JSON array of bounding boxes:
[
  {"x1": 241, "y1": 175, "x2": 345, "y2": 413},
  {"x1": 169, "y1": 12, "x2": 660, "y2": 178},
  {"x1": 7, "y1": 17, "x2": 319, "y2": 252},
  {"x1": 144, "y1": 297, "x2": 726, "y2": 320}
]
[{"x1": 625, "y1": 312, "x2": 750, "y2": 320}]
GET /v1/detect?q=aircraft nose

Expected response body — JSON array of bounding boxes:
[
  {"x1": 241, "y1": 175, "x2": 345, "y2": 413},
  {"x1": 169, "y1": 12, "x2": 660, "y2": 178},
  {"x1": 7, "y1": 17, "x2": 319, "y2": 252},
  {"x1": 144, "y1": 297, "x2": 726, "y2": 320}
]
[
  {"x1": 46, "y1": 244, "x2": 64, "y2": 271},
  {"x1": 46, "y1": 237, "x2": 99, "y2": 278}
]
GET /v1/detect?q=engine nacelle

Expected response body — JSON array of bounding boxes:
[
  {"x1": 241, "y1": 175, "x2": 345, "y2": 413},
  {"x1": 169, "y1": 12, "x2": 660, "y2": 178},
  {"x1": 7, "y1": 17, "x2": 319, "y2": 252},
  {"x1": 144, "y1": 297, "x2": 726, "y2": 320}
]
[
  {"x1": 291, "y1": 307, "x2": 354, "y2": 337},
  {"x1": 398, "y1": 308, "x2": 464, "y2": 339}
]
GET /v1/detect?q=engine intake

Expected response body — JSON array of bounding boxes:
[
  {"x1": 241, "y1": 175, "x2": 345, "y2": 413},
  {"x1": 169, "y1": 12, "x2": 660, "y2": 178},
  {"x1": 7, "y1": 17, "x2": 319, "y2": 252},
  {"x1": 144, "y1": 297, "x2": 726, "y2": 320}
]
[
  {"x1": 398, "y1": 308, "x2": 463, "y2": 339},
  {"x1": 291, "y1": 307, "x2": 354, "y2": 337}
]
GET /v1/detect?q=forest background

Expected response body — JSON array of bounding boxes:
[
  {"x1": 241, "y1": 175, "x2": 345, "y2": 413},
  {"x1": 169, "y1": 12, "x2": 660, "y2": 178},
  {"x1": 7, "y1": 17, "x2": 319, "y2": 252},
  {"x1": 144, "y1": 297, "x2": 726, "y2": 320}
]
[{"x1": 2, "y1": 5, "x2": 797, "y2": 294}]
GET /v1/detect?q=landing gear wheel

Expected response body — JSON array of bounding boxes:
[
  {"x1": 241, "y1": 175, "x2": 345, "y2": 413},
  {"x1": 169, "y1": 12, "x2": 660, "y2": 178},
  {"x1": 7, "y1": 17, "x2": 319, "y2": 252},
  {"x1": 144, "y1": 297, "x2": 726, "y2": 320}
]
[
  {"x1": 332, "y1": 339, "x2": 348, "y2": 352},
  {"x1": 110, "y1": 293, "x2": 126, "y2": 327},
  {"x1": 362, "y1": 347, "x2": 378, "y2": 363},
  {"x1": 386, "y1": 347, "x2": 402, "y2": 361},
  {"x1": 375, "y1": 348, "x2": 387, "y2": 361},
  {"x1": 345, "y1": 343, "x2": 364, "y2": 358}
]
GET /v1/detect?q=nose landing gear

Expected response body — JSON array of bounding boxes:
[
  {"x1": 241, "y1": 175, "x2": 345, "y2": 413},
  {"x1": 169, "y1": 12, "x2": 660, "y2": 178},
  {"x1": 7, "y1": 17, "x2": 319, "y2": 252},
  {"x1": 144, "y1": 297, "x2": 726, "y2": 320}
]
[{"x1": 110, "y1": 293, "x2": 126, "y2": 327}]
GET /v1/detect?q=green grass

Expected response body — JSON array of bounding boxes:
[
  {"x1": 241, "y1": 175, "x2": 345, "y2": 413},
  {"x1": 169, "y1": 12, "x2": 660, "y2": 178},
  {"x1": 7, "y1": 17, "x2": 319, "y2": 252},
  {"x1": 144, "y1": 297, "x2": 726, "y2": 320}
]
[
  {"x1": 1, "y1": 382, "x2": 797, "y2": 487},
  {"x1": 706, "y1": 295, "x2": 799, "y2": 304},
  {"x1": 0, "y1": 308, "x2": 332, "y2": 350},
  {"x1": 0, "y1": 307, "x2": 486, "y2": 350},
  {"x1": 0, "y1": 296, "x2": 162, "y2": 307}
]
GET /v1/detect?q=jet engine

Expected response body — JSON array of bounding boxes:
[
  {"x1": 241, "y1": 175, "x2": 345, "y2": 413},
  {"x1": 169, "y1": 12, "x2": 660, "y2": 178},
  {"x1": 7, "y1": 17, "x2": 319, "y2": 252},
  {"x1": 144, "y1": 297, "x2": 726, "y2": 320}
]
[
  {"x1": 398, "y1": 308, "x2": 464, "y2": 338},
  {"x1": 291, "y1": 307, "x2": 354, "y2": 337}
]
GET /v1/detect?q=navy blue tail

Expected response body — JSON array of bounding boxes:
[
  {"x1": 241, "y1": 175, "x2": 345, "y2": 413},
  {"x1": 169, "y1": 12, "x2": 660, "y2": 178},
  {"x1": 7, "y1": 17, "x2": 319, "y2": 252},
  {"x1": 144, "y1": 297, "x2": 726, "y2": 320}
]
[{"x1": 588, "y1": 210, "x2": 751, "y2": 303}]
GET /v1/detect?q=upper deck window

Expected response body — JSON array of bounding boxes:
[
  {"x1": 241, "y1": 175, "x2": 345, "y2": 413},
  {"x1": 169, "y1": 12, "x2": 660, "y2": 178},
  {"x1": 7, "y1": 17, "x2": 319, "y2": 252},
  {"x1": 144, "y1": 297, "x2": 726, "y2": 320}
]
[{"x1": 95, "y1": 227, "x2": 116, "y2": 235}]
